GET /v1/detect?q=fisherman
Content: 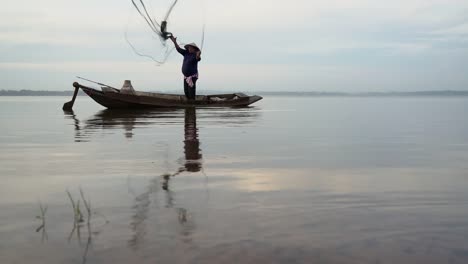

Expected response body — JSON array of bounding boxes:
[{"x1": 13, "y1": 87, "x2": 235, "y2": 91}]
[{"x1": 169, "y1": 36, "x2": 201, "y2": 100}]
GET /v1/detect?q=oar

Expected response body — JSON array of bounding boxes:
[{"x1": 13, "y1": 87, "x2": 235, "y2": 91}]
[
  {"x1": 76, "y1": 76, "x2": 117, "y2": 89},
  {"x1": 63, "y1": 82, "x2": 80, "y2": 111}
]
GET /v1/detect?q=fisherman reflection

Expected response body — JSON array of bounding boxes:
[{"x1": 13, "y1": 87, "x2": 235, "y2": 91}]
[
  {"x1": 183, "y1": 107, "x2": 202, "y2": 172},
  {"x1": 161, "y1": 107, "x2": 203, "y2": 191},
  {"x1": 129, "y1": 108, "x2": 201, "y2": 249}
]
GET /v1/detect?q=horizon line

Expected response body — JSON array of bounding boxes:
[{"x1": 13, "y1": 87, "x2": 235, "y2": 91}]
[{"x1": 2, "y1": 89, "x2": 468, "y2": 97}]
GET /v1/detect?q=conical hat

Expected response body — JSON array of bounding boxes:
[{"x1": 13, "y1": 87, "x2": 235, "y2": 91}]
[{"x1": 184, "y1": 43, "x2": 200, "y2": 51}]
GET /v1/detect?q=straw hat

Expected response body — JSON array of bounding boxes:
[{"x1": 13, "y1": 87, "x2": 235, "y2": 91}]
[{"x1": 184, "y1": 43, "x2": 200, "y2": 51}]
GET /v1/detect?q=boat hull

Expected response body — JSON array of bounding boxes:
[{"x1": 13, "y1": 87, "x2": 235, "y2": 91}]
[{"x1": 76, "y1": 83, "x2": 262, "y2": 109}]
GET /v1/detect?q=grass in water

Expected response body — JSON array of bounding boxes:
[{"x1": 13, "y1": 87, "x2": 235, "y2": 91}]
[
  {"x1": 67, "y1": 189, "x2": 84, "y2": 224},
  {"x1": 35, "y1": 201, "x2": 48, "y2": 241},
  {"x1": 80, "y1": 188, "x2": 92, "y2": 223},
  {"x1": 35, "y1": 202, "x2": 47, "y2": 230}
]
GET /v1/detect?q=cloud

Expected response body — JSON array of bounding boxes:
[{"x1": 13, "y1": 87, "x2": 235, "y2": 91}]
[
  {"x1": 1, "y1": 0, "x2": 468, "y2": 91},
  {"x1": 430, "y1": 21, "x2": 468, "y2": 36}
]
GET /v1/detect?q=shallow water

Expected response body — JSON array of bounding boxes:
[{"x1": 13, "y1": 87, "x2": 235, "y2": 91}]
[{"x1": 1, "y1": 96, "x2": 468, "y2": 264}]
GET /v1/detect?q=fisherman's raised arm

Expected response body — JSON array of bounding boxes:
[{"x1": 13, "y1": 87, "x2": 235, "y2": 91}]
[{"x1": 170, "y1": 36, "x2": 186, "y2": 55}]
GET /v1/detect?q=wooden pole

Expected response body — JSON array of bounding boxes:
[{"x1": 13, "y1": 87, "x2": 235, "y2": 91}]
[{"x1": 63, "y1": 82, "x2": 80, "y2": 111}]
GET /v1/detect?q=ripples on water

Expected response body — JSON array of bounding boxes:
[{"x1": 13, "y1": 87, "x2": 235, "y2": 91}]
[{"x1": 1, "y1": 96, "x2": 468, "y2": 263}]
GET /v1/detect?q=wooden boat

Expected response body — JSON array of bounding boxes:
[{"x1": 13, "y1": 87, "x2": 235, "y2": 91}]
[{"x1": 63, "y1": 82, "x2": 262, "y2": 110}]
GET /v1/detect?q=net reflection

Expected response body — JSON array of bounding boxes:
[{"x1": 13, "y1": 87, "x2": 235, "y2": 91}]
[{"x1": 127, "y1": 108, "x2": 202, "y2": 251}]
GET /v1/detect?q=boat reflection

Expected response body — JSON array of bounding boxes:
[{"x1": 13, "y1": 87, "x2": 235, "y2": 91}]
[
  {"x1": 64, "y1": 107, "x2": 260, "y2": 142},
  {"x1": 64, "y1": 108, "x2": 180, "y2": 141}
]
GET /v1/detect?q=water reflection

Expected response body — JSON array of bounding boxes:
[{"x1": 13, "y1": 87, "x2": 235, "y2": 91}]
[
  {"x1": 128, "y1": 176, "x2": 159, "y2": 250},
  {"x1": 64, "y1": 107, "x2": 260, "y2": 142},
  {"x1": 128, "y1": 172, "x2": 196, "y2": 249},
  {"x1": 63, "y1": 108, "x2": 179, "y2": 141},
  {"x1": 67, "y1": 221, "x2": 92, "y2": 264},
  {"x1": 127, "y1": 108, "x2": 202, "y2": 250},
  {"x1": 183, "y1": 108, "x2": 202, "y2": 172},
  {"x1": 36, "y1": 223, "x2": 48, "y2": 243},
  {"x1": 63, "y1": 110, "x2": 83, "y2": 142},
  {"x1": 63, "y1": 107, "x2": 260, "y2": 253}
]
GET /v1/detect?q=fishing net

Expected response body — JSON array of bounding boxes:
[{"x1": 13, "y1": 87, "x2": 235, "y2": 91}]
[{"x1": 125, "y1": 0, "x2": 205, "y2": 65}]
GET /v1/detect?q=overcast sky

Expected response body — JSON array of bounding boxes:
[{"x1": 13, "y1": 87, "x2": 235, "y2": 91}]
[{"x1": 1, "y1": 0, "x2": 467, "y2": 92}]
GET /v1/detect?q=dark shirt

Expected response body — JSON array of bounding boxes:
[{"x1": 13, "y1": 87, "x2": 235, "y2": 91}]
[{"x1": 177, "y1": 47, "x2": 200, "y2": 77}]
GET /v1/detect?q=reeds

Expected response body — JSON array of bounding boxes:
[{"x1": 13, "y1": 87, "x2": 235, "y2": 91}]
[
  {"x1": 35, "y1": 201, "x2": 48, "y2": 241},
  {"x1": 35, "y1": 202, "x2": 48, "y2": 230},
  {"x1": 66, "y1": 188, "x2": 92, "y2": 224},
  {"x1": 66, "y1": 189, "x2": 83, "y2": 224},
  {"x1": 80, "y1": 188, "x2": 92, "y2": 222},
  {"x1": 35, "y1": 189, "x2": 108, "y2": 263}
]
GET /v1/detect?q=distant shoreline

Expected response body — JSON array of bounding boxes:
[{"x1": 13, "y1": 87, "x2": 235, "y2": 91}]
[{"x1": 1, "y1": 90, "x2": 468, "y2": 97}]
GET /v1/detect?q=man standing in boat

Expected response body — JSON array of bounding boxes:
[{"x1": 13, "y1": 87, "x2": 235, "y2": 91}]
[{"x1": 169, "y1": 36, "x2": 201, "y2": 101}]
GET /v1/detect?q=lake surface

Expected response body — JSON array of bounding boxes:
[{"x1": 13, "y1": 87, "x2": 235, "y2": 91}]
[{"x1": 1, "y1": 96, "x2": 468, "y2": 264}]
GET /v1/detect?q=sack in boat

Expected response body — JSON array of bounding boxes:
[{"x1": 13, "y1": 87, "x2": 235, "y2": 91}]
[
  {"x1": 210, "y1": 97, "x2": 227, "y2": 102},
  {"x1": 101, "y1": 87, "x2": 118, "y2": 93},
  {"x1": 120, "y1": 80, "x2": 136, "y2": 95}
]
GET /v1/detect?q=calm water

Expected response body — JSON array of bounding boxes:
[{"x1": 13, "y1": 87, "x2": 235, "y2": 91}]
[{"x1": 1, "y1": 96, "x2": 468, "y2": 264}]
